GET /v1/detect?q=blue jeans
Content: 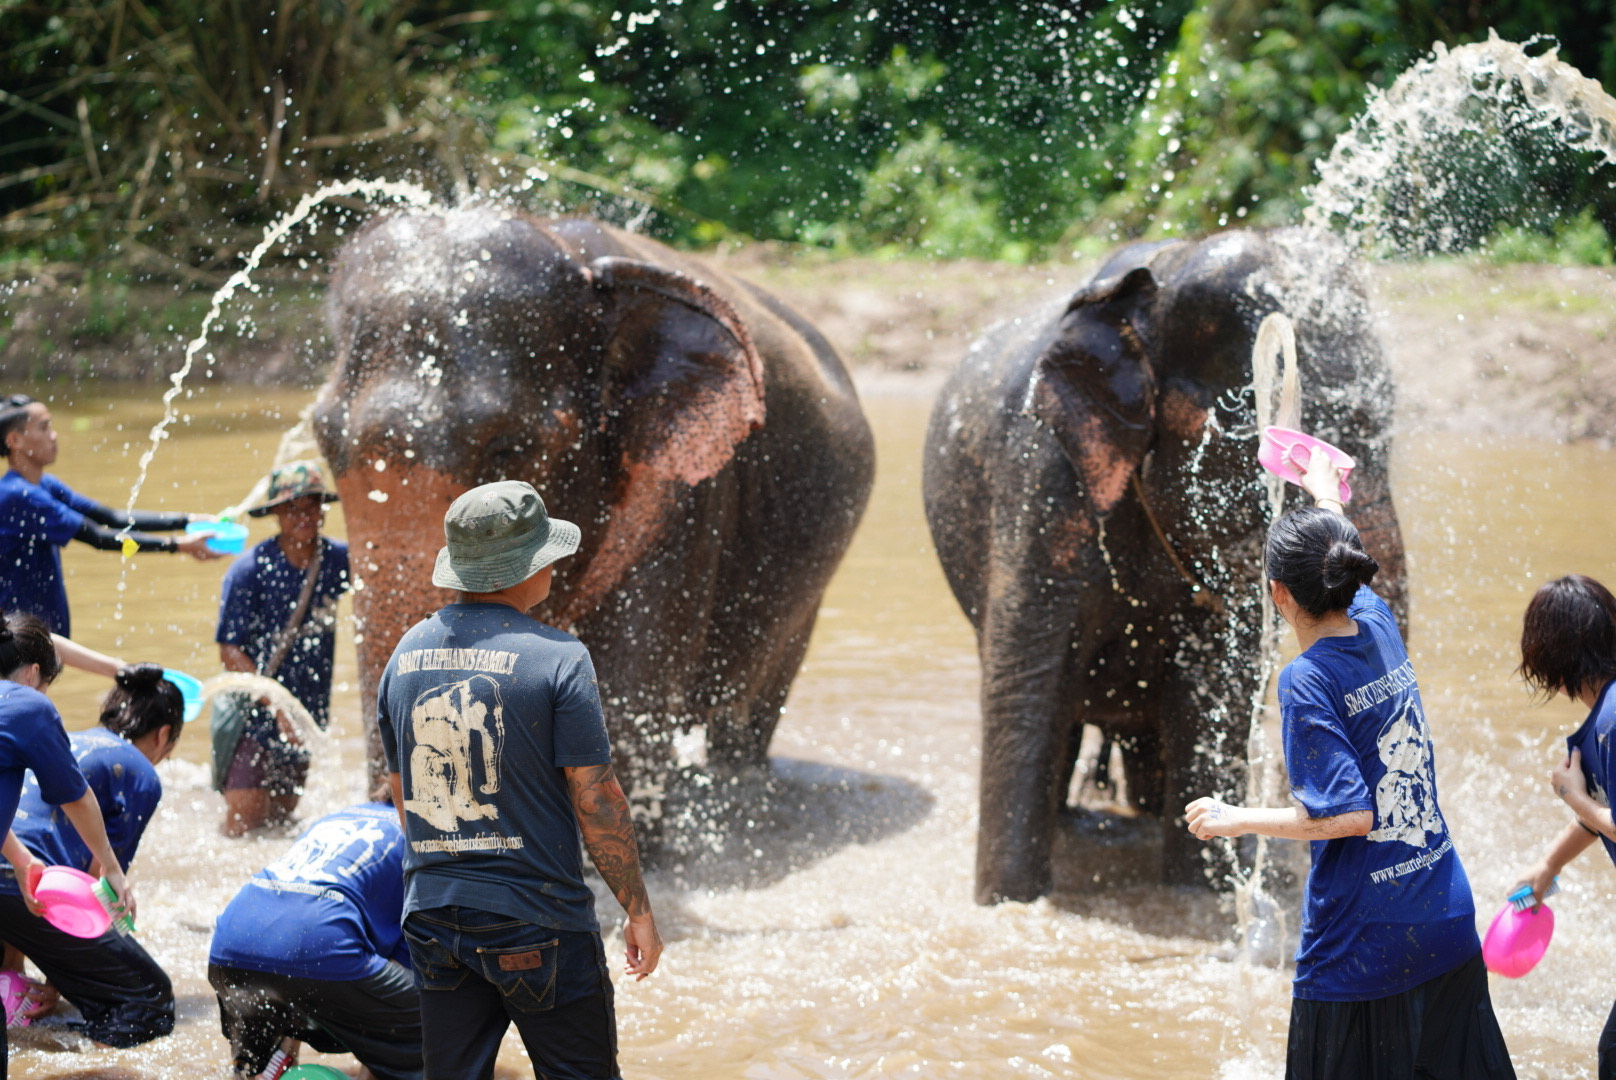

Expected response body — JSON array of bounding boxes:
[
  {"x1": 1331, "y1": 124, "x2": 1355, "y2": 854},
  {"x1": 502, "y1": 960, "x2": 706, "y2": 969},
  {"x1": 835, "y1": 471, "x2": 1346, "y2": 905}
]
[{"x1": 403, "y1": 907, "x2": 618, "y2": 1080}]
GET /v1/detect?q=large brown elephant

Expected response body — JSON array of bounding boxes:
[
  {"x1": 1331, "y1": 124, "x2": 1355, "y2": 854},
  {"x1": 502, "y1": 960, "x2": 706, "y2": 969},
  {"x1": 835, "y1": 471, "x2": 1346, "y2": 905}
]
[
  {"x1": 313, "y1": 209, "x2": 875, "y2": 823},
  {"x1": 922, "y1": 228, "x2": 1406, "y2": 903}
]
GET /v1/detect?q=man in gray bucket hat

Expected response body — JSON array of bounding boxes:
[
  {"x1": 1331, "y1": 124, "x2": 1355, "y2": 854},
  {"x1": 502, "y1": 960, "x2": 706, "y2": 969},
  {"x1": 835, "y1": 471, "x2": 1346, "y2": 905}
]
[{"x1": 377, "y1": 480, "x2": 662, "y2": 1080}]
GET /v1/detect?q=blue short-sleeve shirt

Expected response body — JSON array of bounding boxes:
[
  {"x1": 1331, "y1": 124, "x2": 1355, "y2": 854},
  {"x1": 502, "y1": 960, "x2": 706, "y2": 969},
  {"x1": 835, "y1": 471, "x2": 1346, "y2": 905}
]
[
  {"x1": 377, "y1": 603, "x2": 611, "y2": 932},
  {"x1": 1280, "y1": 585, "x2": 1478, "y2": 1001},
  {"x1": 0, "y1": 727, "x2": 160, "y2": 895},
  {"x1": 0, "y1": 682, "x2": 88, "y2": 838},
  {"x1": 0, "y1": 472, "x2": 100, "y2": 636},
  {"x1": 216, "y1": 536, "x2": 350, "y2": 724},
  {"x1": 1566, "y1": 680, "x2": 1616, "y2": 868},
  {"x1": 209, "y1": 802, "x2": 409, "y2": 980}
]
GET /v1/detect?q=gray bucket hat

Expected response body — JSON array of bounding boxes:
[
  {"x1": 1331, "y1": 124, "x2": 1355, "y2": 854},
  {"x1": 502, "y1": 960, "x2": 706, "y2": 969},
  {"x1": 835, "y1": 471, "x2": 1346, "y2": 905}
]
[{"x1": 432, "y1": 481, "x2": 581, "y2": 592}]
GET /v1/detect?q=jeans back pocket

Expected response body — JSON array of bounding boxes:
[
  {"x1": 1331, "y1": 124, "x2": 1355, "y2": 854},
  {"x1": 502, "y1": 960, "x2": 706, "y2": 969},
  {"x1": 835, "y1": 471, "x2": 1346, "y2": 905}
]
[
  {"x1": 402, "y1": 923, "x2": 469, "y2": 992},
  {"x1": 476, "y1": 937, "x2": 560, "y2": 1013}
]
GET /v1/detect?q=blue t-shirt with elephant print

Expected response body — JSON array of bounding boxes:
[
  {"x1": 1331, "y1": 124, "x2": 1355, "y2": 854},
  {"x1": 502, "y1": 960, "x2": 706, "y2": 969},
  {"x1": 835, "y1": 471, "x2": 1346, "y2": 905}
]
[
  {"x1": 1279, "y1": 585, "x2": 1479, "y2": 1002},
  {"x1": 1565, "y1": 679, "x2": 1616, "y2": 869},
  {"x1": 377, "y1": 603, "x2": 611, "y2": 934}
]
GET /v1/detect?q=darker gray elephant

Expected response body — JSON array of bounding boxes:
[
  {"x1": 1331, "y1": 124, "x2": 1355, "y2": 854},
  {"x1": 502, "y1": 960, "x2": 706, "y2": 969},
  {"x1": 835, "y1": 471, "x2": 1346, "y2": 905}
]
[
  {"x1": 313, "y1": 210, "x2": 875, "y2": 822},
  {"x1": 923, "y1": 227, "x2": 1406, "y2": 903}
]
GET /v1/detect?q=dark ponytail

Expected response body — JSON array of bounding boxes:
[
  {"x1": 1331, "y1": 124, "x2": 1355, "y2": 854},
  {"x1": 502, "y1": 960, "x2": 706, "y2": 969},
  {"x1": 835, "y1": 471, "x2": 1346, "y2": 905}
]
[
  {"x1": 1265, "y1": 507, "x2": 1379, "y2": 617},
  {"x1": 99, "y1": 662, "x2": 184, "y2": 741},
  {"x1": 0, "y1": 610, "x2": 61, "y2": 685}
]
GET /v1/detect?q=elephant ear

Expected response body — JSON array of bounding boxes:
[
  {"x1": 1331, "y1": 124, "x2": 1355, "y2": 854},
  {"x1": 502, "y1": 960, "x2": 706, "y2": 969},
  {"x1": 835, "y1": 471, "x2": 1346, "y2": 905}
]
[
  {"x1": 590, "y1": 256, "x2": 766, "y2": 485},
  {"x1": 1027, "y1": 265, "x2": 1158, "y2": 517}
]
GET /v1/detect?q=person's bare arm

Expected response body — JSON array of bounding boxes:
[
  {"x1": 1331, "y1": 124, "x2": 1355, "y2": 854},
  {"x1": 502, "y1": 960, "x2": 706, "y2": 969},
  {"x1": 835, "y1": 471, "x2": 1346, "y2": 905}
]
[
  {"x1": 2, "y1": 830, "x2": 39, "y2": 914},
  {"x1": 1185, "y1": 797, "x2": 1373, "y2": 841},
  {"x1": 50, "y1": 635, "x2": 126, "y2": 679},
  {"x1": 1515, "y1": 819, "x2": 1596, "y2": 908},
  {"x1": 565, "y1": 763, "x2": 662, "y2": 979},
  {"x1": 220, "y1": 644, "x2": 256, "y2": 673},
  {"x1": 1552, "y1": 748, "x2": 1616, "y2": 839},
  {"x1": 57, "y1": 791, "x2": 131, "y2": 916}
]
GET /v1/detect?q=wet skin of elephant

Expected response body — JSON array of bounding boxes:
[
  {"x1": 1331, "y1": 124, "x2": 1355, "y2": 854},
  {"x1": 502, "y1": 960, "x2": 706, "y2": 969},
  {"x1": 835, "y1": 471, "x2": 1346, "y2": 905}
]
[
  {"x1": 313, "y1": 210, "x2": 875, "y2": 822},
  {"x1": 923, "y1": 227, "x2": 1406, "y2": 904}
]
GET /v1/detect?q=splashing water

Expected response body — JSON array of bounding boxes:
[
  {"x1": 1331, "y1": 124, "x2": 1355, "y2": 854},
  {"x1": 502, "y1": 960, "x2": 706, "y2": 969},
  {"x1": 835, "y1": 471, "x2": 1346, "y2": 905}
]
[
  {"x1": 114, "y1": 179, "x2": 439, "y2": 618},
  {"x1": 1305, "y1": 33, "x2": 1616, "y2": 253}
]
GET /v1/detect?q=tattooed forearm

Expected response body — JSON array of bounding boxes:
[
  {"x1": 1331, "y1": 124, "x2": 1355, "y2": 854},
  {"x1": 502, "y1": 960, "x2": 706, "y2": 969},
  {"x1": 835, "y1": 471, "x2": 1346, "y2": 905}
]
[{"x1": 567, "y1": 763, "x2": 652, "y2": 918}]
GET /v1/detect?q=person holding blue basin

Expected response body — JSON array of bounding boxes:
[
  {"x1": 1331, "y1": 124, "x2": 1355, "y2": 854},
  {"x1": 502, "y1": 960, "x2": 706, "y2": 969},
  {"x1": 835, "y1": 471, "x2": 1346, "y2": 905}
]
[
  {"x1": 214, "y1": 461, "x2": 349, "y2": 837},
  {"x1": 1184, "y1": 450, "x2": 1513, "y2": 1080},
  {"x1": 0, "y1": 393, "x2": 224, "y2": 648},
  {"x1": 1512, "y1": 574, "x2": 1616, "y2": 1078},
  {"x1": 0, "y1": 610, "x2": 130, "y2": 1076},
  {"x1": 0, "y1": 662, "x2": 183, "y2": 1051}
]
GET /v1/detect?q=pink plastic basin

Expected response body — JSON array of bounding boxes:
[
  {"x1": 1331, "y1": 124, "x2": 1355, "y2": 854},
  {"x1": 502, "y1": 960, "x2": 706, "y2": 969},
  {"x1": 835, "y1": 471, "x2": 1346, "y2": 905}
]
[
  {"x1": 0, "y1": 969, "x2": 29, "y2": 1027},
  {"x1": 1482, "y1": 901, "x2": 1554, "y2": 978},
  {"x1": 1258, "y1": 426, "x2": 1355, "y2": 503},
  {"x1": 33, "y1": 865, "x2": 111, "y2": 939}
]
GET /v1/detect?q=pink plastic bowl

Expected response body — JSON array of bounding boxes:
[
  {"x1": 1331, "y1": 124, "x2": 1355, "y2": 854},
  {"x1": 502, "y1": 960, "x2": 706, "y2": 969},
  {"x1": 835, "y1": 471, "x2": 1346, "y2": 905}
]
[
  {"x1": 1258, "y1": 426, "x2": 1355, "y2": 503},
  {"x1": 1482, "y1": 901, "x2": 1554, "y2": 978},
  {"x1": 0, "y1": 969, "x2": 29, "y2": 1027},
  {"x1": 33, "y1": 866, "x2": 111, "y2": 939}
]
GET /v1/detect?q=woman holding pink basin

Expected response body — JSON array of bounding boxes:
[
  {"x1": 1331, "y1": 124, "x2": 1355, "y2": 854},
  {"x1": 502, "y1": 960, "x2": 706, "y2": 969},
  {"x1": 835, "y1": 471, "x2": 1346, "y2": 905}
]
[
  {"x1": 0, "y1": 663, "x2": 182, "y2": 1052},
  {"x1": 0, "y1": 610, "x2": 128, "y2": 1078}
]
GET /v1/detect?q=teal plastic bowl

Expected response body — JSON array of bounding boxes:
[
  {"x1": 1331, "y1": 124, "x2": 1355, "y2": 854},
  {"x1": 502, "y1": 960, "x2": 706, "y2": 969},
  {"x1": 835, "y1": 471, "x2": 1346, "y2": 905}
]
[
  {"x1": 283, "y1": 1066, "x2": 348, "y2": 1079},
  {"x1": 186, "y1": 520, "x2": 248, "y2": 554},
  {"x1": 162, "y1": 670, "x2": 204, "y2": 725}
]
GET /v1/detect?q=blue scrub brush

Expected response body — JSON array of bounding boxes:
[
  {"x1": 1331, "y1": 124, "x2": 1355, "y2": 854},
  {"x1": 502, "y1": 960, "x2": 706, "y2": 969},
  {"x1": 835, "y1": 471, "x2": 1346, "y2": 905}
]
[{"x1": 1507, "y1": 878, "x2": 1559, "y2": 911}]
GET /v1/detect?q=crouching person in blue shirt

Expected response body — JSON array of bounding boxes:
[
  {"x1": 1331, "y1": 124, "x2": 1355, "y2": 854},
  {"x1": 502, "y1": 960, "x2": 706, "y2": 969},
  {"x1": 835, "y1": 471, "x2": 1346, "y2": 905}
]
[
  {"x1": 0, "y1": 662, "x2": 181, "y2": 1048},
  {"x1": 207, "y1": 800, "x2": 421, "y2": 1080}
]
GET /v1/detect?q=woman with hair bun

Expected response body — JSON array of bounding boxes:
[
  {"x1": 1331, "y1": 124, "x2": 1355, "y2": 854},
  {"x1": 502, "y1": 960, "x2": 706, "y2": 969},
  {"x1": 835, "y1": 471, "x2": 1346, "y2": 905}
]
[
  {"x1": 0, "y1": 610, "x2": 129, "y2": 1074},
  {"x1": 1184, "y1": 455, "x2": 1512, "y2": 1079},
  {"x1": 0, "y1": 662, "x2": 181, "y2": 1051}
]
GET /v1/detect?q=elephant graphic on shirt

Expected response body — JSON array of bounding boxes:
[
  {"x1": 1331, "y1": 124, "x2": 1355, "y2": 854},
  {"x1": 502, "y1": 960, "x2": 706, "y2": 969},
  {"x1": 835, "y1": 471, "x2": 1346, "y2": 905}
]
[
  {"x1": 266, "y1": 816, "x2": 390, "y2": 882},
  {"x1": 1367, "y1": 697, "x2": 1445, "y2": 847},
  {"x1": 405, "y1": 674, "x2": 506, "y2": 832}
]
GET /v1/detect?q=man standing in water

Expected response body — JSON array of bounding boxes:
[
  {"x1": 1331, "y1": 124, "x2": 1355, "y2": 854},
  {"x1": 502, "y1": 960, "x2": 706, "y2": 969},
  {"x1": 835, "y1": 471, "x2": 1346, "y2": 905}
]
[
  {"x1": 214, "y1": 462, "x2": 349, "y2": 835},
  {"x1": 378, "y1": 480, "x2": 661, "y2": 1080}
]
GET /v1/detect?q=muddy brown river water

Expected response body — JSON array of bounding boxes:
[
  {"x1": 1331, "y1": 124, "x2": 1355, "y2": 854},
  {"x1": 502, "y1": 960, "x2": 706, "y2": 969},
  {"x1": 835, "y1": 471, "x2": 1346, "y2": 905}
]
[{"x1": 7, "y1": 375, "x2": 1614, "y2": 1078}]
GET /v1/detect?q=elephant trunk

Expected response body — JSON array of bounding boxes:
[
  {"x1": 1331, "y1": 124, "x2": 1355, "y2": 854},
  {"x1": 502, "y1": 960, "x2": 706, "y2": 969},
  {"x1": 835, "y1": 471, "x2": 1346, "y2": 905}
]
[{"x1": 331, "y1": 458, "x2": 466, "y2": 790}]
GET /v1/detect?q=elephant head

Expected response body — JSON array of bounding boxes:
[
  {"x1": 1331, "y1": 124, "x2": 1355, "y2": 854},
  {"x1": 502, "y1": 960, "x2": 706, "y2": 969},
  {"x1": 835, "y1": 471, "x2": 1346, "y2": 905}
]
[
  {"x1": 1026, "y1": 229, "x2": 1403, "y2": 616},
  {"x1": 313, "y1": 209, "x2": 768, "y2": 778}
]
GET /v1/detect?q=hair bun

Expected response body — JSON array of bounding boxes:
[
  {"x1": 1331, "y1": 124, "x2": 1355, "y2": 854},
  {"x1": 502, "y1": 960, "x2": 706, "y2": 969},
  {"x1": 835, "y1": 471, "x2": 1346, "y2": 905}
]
[
  {"x1": 116, "y1": 662, "x2": 165, "y2": 691},
  {"x1": 1322, "y1": 542, "x2": 1379, "y2": 592}
]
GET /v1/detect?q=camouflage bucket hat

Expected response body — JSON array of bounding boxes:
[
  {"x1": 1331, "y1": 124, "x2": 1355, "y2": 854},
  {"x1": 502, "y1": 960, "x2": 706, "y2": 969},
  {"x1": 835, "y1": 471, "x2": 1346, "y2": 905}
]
[
  {"x1": 246, "y1": 461, "x2": 339, "y2": 517},
  {"x1": 432, "y1": 480, "x2": 581, "y2": 593}
]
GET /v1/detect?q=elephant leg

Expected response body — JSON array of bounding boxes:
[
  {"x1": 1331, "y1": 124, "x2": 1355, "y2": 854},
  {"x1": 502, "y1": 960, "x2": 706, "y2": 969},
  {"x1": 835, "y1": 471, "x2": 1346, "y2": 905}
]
[
  {"x1": 1119, "y1": 728, "x2": 1165, "y2": 816},
  {"x1": 704, "y1": 601, "x2": 816, "y2": 772},
  {"x1": 1157, "y1": 667, "x2": 1250, "y2": 888}
]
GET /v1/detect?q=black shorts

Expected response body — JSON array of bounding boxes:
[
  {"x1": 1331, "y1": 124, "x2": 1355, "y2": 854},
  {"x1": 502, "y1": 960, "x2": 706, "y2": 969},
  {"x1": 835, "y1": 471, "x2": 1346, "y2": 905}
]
[
  {"x1": 1287, "y1": 951, "x2": 1515, "y2": 1080},
  {"x1": 208, "y1": 962, "x2": 422, "y2": 1080}
]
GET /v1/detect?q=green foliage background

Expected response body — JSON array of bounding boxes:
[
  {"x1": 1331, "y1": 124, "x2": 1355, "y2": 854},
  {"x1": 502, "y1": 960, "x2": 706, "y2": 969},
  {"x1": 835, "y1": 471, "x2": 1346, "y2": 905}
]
[{"x1": 4, "y1": 0, "x2": 1616, "y2": 279}]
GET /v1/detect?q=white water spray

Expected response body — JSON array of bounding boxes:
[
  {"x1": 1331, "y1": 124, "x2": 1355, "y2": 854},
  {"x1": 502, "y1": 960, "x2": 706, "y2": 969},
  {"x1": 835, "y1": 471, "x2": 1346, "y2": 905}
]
[{"x1": 110, "y1": 179, "x2": 438, "y2": 621}]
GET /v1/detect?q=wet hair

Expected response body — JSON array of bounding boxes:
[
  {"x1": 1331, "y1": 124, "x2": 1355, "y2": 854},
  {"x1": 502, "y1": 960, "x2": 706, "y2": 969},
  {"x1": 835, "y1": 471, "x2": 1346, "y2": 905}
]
[
  {"x1": 1518, "y1": 575, "x2": 1616, "y2": 701},
  {"x1": 99, "y1": 662, "x2": 185, "y2": 741},
  {"x1": 0, "y1": 394, "x2": 37, "y2": 456},
  {"x1": 0, "y1": 610, "x2": 61, "y2": 685},
  {"x1": 1264, "y1": 507, "x2": 1379, "y2": 618}
]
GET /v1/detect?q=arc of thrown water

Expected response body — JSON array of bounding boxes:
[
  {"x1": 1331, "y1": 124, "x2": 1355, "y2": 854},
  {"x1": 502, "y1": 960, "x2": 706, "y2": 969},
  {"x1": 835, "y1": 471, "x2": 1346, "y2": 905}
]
[
  {"x1": 108, "y1": 178, "x2": 437, "y2": 621},
  {"x1": 120, "y1": 178, "x2": 437, "y2": 526}
]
